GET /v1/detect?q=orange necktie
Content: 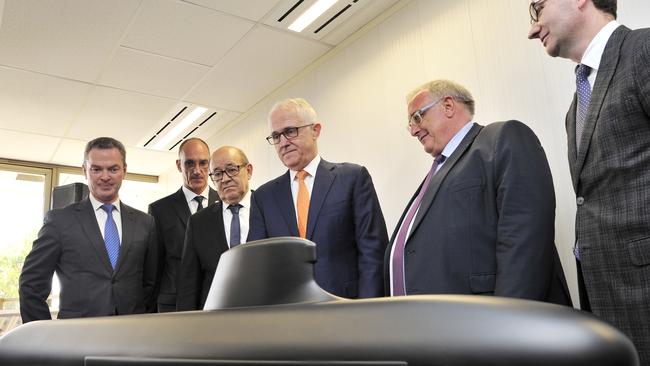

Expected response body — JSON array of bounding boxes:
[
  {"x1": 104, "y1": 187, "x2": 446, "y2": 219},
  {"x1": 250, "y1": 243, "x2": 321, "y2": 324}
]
[{"x1": 296, "y1": 170, "x2": 310, "y2": 238}]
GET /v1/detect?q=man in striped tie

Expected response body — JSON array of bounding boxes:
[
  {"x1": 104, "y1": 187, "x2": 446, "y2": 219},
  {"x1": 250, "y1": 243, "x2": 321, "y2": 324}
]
[
  {"x1": 385, "y1": 79, "x2": 571, "y2": 306},
  {"x1": 19, "y1": 137, "x2": 158, "y2": 322}
]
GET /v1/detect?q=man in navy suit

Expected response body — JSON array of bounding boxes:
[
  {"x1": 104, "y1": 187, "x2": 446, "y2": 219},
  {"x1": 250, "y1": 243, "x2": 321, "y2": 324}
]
[
  {"x1": 385, "y1": 80, "x2": 571, "y2": 305},
  {"x1": 248, "y1": 98, "x2": 388, "y2": 298}
]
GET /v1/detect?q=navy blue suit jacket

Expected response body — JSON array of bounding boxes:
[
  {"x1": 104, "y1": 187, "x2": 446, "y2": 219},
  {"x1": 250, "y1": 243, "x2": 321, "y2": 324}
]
[{"x1": 248, "y1": 159, "x2": 388, "y2": 298}]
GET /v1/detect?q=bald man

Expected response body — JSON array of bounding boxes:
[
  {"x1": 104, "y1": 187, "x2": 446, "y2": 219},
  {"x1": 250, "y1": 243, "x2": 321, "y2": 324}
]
[
  {"x1": 176, "y1": 146, "x2": 253, "y2": 311},
  {"x1": 148, "y1": 138, "x2": 218, "y2": 312}
]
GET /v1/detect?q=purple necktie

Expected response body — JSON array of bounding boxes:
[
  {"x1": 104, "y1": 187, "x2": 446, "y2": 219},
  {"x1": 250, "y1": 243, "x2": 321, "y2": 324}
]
[
  {"x1": 575, "y1": 64, "x2": 592, "y2": 151},
  {"x1": 392, "y1": 154, "x2": 446, "y2": 296}
]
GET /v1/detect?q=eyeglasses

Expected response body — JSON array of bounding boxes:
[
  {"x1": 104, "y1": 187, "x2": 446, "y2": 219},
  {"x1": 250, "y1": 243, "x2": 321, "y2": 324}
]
[
  {"x1": 408, "y1": 98, "x2": 442, "y2": 129},
  {"x1": 266, "y1": 124, "x2": 314, "y2": 145},
  {"x1": 529, "y1": 0, "x2": 546, "y2": 24},
  {"x1": 209, "y1": 164, "x2": 246, "y2": 182}
]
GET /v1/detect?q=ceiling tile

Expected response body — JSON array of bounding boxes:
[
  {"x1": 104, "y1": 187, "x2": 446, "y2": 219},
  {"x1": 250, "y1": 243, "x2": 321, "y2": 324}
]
[
  {"x1": 127, "y1": 147, "x2": 179, "y2": 176},
  {"x1": 0, "y1": 66, "x2": 93, "y2": 136},
  {"x1": 182, "y1": 0, "x2": 279, "y2": 22},
  {"x1": 66, "y1": 86, "x2": 178, "y2": 146},
  {"x1": 187, "y1": 26, "x2": 331, "y2": 112},
  {"x1": 49, "y1": 138, "x2": 87, "y2": 168},
  {"x1": 123, "y1": 0, "x2": 255, "y2": 66},
  {"x1": 99, "y1": 47, "x2": 211, "y2": 99},
  {"x1": 0, "y1": 129, "x2": 61, "y2": 163},
  {"x1": 0, "y1": 0, "x2": 141, "y2": 82}
]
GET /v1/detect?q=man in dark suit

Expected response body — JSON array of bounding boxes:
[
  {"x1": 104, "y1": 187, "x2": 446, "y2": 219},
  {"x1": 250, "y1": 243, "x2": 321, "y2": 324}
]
[
  {"x1": 19, "y1": 137, "x2": 157, "y2": 322},
  {"x1": 386, "y1": 80, "x2": 571, "y2": 306},
  {"x1": 248, "y1": 98, "x2": 388, "y2": 299},
  {"x1": 176, "y1": 146, "x2": 253, "y2": 311},
  {"x1": 528, "y1": 0, "x2": 650, "y2": 361},
  {"x1": 148, "y1": 138, "x2": 217, "y2": 312}
]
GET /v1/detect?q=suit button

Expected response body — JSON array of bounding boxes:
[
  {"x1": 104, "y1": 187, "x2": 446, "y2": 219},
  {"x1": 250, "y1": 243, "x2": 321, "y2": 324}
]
[
  {"x1": 406, "y1": 249, "x2": 415, "y2": 254},
  {"x1": 576, "y1": 197, "x2": 585, "y2": 205},
  {"x1": 111, "y1": 279, "x2": 117, "y2": 284}
]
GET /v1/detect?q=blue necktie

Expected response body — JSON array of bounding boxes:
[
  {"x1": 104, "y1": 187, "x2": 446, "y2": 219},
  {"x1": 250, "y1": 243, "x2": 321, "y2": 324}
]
[
  {"x1": 575, "y1": 64, "x2": 592, "y2": 151},
  {"x1": 101, "y1": 204, "x2": 121, "y2": 269},
  {"x1": 228, "y1": 204, "x2": 242, "y2": 248}
]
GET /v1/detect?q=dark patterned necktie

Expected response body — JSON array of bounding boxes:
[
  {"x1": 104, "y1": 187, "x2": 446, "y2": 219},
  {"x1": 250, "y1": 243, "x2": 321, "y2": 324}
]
[
  {"x1": 228, "y1": 204, "x2": 242, "y2": 248},
  {"x1": 575, "y1": 64, "x2": 592, "y2": 150},
  {"x1": 194, "y1": 196, "x2": 204, "y2": 211}
]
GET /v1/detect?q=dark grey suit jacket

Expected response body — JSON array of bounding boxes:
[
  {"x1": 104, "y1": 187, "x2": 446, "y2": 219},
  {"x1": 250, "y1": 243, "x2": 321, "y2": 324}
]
[
  {"x1": 19, "y1": 198, "x2": 158, "y2": 323},
  {"x1": 566, "y1": 26, "x2": 650, "y2": 361},
  {"x1": 148, "y1": 187, "x2": 217, "y2": 310},
  {"x1": 385, "y1": 121, "x2": 571, "y2": 305},
  {"x1": 176, "y1": 201, "x2": 229, "y2": 311}
]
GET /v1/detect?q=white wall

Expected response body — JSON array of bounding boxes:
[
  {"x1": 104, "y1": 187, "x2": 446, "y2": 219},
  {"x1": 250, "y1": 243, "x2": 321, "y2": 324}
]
[{"x1": 188, "y1": 0, "x2": 650, "y2": 305}]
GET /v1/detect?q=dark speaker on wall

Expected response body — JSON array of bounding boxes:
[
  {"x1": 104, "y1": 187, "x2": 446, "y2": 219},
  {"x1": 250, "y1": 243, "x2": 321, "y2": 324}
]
[{"x1": 51, "y1": 182, "x2": 89, "y2": 209}]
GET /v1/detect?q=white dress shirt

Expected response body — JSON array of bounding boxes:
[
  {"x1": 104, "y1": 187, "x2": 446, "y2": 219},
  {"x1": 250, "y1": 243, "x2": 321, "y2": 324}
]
[
  {"x1": 580, "y1": 20, "x2": 620, "y2": 89},
  {"x1": 181, "y1": 185, "x2": 210, "y2": 214},
  {"x1": 89, "y1": 194, "x2": 123, "y2": 244}
]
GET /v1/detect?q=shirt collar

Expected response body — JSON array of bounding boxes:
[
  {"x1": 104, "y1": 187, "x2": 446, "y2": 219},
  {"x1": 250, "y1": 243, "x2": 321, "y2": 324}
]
[
  {"x1": 89, "y1": 194, "x2": 120, "y2": 212},
  {"x1": 222, "y1": 190, "x2": 251, "y2": 213},
  {"x1": 181, "y1": 185, "x2": 209, "y2": 204},
  {"x1": 580, "y1": 20, "x2": 620, "y2": 70},
  {"x1": 441, "y1": 121, "x2": 475, "y2": 159},
  {"x1": 289, "y1": 155, "x2": 321, "y2": 182}
]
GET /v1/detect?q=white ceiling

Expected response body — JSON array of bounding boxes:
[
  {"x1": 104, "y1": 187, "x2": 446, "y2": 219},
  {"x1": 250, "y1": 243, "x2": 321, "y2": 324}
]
[{"x1": 0, "y1": 0, "x2": 399, "y2": 175}]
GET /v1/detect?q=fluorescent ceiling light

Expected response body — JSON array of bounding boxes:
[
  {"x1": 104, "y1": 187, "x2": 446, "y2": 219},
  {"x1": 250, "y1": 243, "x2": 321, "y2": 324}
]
[
  {"x1": 288, "y1": 0, "x2": 338, "y2": 33},
  {"x1": 153, "y1": 106, "x2": 207, "y2": 150}
]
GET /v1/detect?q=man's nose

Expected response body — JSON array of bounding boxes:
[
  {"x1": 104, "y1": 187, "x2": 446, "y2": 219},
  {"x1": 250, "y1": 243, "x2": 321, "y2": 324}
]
[{"x1": 528, "y1": 23, "x2": 541, "y2": 39}]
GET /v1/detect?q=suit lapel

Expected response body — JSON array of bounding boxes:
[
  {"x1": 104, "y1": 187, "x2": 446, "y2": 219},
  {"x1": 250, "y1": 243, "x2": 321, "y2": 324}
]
[
  {"x1": 77, "y1": 199, "x2": 114, "y2": 272},
  {"x1": 306, "y1": 160, "x2": 336, "y2": 239},
  {"x1": 207, "y1": 187, "x2": 219, "y2": 206},
  {"x1": 574, "y1": 25, "x2": 629, "y2": 178},
  {"x1": 210, "y1": 202, "x2": 229, "y2": 248},
  {"x1": 273, "y1": 171, "x2": 299, "y2": 237},
  {"x1": 171, "y1": 188, "x2": 191, "y2": 228},
  {"x1": 566, "y1": 95, "x2": 579, "y2": 191},
  {"x1": 114, "y1": 202, "x2": 135, "y2": 274},
  {"x1": 408, "y1": 124, "x2": 483, "y2": 239}
]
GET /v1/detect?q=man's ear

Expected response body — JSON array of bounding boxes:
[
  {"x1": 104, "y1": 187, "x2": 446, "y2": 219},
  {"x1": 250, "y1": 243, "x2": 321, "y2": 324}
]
[
  {"x1": 312, "y1": 123, "x2": 322, "y2": 139},
  {"x1": 176, "y1": 159, "x2": 182, "y2": 173}
]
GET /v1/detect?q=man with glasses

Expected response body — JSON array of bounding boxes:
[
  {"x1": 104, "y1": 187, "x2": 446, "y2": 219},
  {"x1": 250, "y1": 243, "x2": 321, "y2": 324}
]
[
  {"x1": 148, "y1": 138, "x2": 218, "y2": 312},
  {"x1": 528, "y1": 0, "x2": 650, "y2": 361},
  {"x1": 20, "y1": 137, "x2": 158, "y2": 322},
  {"x1": 248, "y1": 98, "x2": 388, "y2": 299},
  {"x1": 385, "y1": 80, "x2": 571, "y2": 305},
  {"x1": 176, "y1": 146, "x2": 253, "y2": 310}
]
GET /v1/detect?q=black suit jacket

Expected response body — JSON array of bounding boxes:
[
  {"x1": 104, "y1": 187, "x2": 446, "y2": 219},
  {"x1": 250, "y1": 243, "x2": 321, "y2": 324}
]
[
  {"x1": 176, "y1": 201, "x2": 229, "y2": 311},
  {"x1": 248, "y1": 159, "x2": 388, "y2": 298},
  {"x1": 385, "y1": 121, "x2": 571, "y2": 305},
  {"x1": 19, "y1": 199, "x2": 158, "y2": 322},
  {"x1": 148, "y1": 187, "x2": 218, "y2": 310},
  {"x1": 565, "y1": 26, "x2": 650, "y2": 362}
]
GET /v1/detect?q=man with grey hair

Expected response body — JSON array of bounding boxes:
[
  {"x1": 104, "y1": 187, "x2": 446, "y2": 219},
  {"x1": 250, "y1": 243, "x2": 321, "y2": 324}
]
[
  {"x1": 248, "y1": 98, "x2": 388, "y2": 298},
  {"x1": 385, "y1": 80, "x2": 571, "y2": 305},
  {"x1": 20, "y1": 137, "x2": 158, "y2": 322}
]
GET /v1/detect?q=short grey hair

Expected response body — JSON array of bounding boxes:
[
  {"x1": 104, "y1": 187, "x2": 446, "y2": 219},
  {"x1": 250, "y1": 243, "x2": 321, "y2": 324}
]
[
  {"x1": 268, "y1": 98, "x2": 318, "y2": 125},
  {"x1": 407, "y1": 80, "x2": 475, "y2": 116}
]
